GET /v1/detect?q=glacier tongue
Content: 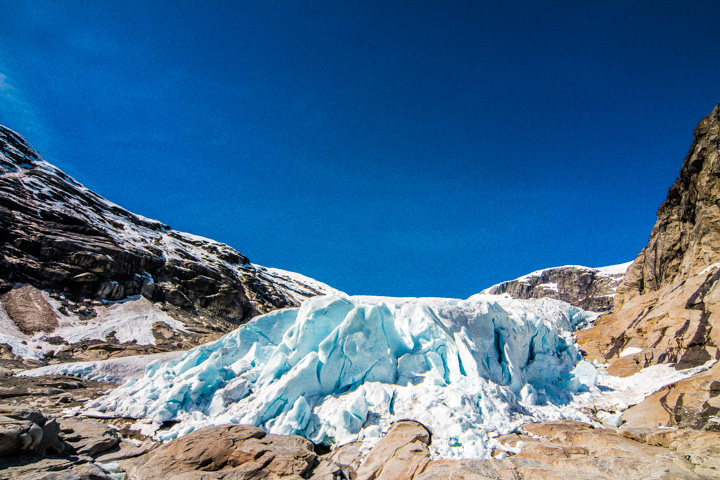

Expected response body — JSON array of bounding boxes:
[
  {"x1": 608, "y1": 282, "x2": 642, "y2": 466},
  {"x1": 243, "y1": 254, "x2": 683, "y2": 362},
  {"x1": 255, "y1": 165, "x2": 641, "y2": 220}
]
[{"x1": 87, "y1": 294, "x2": 599, "y2": 458}]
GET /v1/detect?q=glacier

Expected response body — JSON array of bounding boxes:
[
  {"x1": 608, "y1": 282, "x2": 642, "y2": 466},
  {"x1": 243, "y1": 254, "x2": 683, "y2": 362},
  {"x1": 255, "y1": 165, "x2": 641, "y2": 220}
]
[{"x1": 86, "y1": 293, "x2": 600, "y2": 459}]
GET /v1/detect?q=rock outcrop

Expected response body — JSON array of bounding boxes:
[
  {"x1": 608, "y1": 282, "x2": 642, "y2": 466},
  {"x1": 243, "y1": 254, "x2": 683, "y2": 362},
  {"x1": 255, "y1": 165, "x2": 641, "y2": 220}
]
[
  {"x1": 121, "y1": 424, "x2": 317, "y2": 480},
  {"x1": 481, "y1": 263, "x2": 629, "y2": 313},
  {"x1": 617, "y1": 103, "x2": 720, "y2": 305},
  {"x1": 138, "y1": 420, "x2": 719, "y2": 480},
  {"x1": 576, "y1": 104, "x2": 720, "y2": 431},
  {"x1": 0, "y1": 124, "x2": 339, "y2": 362}
]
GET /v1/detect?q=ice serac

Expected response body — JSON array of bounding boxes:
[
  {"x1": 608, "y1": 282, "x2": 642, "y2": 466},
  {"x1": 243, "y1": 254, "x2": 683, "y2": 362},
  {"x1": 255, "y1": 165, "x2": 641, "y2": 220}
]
[
  {"x1": 88, "y1": 294, "x2": 598, "y2": 459},
  {"x1": 0, "y1": 124, "x2": 340, "y2": 361},
  {"x1": 480, "y1": 262, "x2": 631, "y2": 313}
]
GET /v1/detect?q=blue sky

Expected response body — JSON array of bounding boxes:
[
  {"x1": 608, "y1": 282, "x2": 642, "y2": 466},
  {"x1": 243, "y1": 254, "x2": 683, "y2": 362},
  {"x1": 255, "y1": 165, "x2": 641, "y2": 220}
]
[{"x1": 2, "y1": 1, "x2": 719, "y2": 297}]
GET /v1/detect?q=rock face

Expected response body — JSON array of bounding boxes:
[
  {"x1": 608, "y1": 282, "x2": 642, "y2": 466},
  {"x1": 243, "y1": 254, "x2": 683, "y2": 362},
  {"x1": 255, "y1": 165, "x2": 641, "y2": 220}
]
[
  {"x1": 617, "y1": 103, "x2": 720, "y2": 305},
  {"x1": 481, "y1": 263, "x2": 630, "y2": 313},
  {"x1": 0, "y1": 124, "x2": 339, "y2": 361},
  {"x1": 576, "y1": 104, "x2": 720, "y2": 431}
]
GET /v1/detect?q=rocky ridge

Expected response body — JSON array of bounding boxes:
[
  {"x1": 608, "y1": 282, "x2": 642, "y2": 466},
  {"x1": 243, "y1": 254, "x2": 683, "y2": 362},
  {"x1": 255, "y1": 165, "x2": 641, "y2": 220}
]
[
  {"x1": 0, "y1": 125, "x2": 339, "y2": 363},
  {"x1": 577, "y1": 103, "x2": 720, "y2": 431},
  {"x1": 481, "y1": 263, "x2": 630, "y2": 313}
]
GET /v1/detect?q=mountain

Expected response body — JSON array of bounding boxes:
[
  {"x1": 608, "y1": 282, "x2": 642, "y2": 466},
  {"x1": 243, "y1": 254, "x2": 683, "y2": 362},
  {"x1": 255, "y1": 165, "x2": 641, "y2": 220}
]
[
  {"x1": 479, "y1": 262, "x2": 631, "y2": 312},
  {"x1": 577, "y1": 103, "x2": 720, "y2": 431},
  {"x1": 0, "y1": 125, "x2": 339, "y2": 364},
  {"x1": 5, "y1": 105, "x2": 720, "y2": 479}
]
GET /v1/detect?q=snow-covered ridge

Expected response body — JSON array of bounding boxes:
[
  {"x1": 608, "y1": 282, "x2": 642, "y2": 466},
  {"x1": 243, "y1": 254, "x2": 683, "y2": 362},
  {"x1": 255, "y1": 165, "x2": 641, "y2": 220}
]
[
  {"x1": 87, "y1": 294, "x2": 599, "y2": 459},
  {"x1": 487, "y1": 262, "x2": 632, "y2": 288},
  {"x1": 478, "y1": 262, "x2": 633, "y2": 313}
]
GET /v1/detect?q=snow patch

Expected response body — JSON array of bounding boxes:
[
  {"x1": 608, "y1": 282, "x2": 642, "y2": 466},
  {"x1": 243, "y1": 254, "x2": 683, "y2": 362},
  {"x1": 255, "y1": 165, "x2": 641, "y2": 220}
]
[
  {"x1": 619, "y1": 347, "x2": 643, "y2": 358},
  {"x1": 55, "y1": 296, "x2": 187, "y2": 346},
  {"x1": 20, "y1": 351, "x2": 187, "y2": 384},
  {"x1": 575, "y1": 360, "x2": 716, "y2": 412}
]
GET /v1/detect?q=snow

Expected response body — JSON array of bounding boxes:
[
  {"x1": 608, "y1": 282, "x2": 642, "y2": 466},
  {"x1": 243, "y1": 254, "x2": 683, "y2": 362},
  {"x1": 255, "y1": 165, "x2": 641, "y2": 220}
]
[
  {"x1": 575, "y1": 360, "x2": 716, "y2": 412},
  {"x1": 0, "y1": 296, "x2": 188, "y2": 359},
  {"x1": 619, "y1": 346, "x2": 643, "y2": 358},
  {"x1": 19, "y1": 351, "x2": 186, "y2": 384},
  {"x1": 86, "y1": 293, "x2": 599, "y2": 459},
  {"x1": 536, "y1": 283, "x2": 558, "y2": 291},
  {"x1": 595, "y1": 261, "x2": 634, "y2": 276}
]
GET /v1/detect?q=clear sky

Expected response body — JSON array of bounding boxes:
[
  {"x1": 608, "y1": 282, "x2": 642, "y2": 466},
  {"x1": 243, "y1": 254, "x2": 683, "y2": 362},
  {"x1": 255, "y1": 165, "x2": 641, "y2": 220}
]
[{"x1": 1, "y1": 1, "x2": 719, "y2": 297}]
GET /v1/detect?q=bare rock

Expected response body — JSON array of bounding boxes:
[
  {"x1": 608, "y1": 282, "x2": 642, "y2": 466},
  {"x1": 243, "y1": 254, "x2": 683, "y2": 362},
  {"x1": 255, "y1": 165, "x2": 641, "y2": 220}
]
[
  {"x1": 92, "y1": 439, "x2": 157, "y2": 463},
  {"x1": 121, "y1": 424, "x2": 316, "y2": 480},
  {"x1": 575, "y1": 105, "x2": 720, "y2": 431},
  {"x1": 417, "y1": 420, "x2": 715, "y2": 480},
  {"x1": 310, "y1": 442, "x2": 363, "y2": 480},
  {"x1": 0, "y1": 415, "x2": 44, "y2": 456},
  {"x1": 482, "y1": 264, "x2": 627, "y2": 313},
  {"x1": 32, "y1": 463, "x2": 111, "y2": 480},
  {"x1": 0, "y1": 457, "x2": 106, "y2": 480},
  {"x1": 621, "y1": 361, "x2": 720, "y2": 431},
  {"x1": 1, "y1": 285, "x2": 59, "y2": 334},
  {"x1": 618, "y1": 103, "x2": 720, "y2": 304},
  {"x1": 355, "y1": 420, "x2": 431, "y2": 480},
  {"x1": 0, "y1": 124, "x2": 334, "y2": 333}
]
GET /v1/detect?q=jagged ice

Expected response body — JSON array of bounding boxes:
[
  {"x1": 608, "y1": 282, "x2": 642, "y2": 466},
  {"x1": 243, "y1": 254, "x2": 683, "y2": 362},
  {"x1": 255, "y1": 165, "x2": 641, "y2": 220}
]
[{"x1": 87, "y1": 294, "x2": 600, "y2": 458}]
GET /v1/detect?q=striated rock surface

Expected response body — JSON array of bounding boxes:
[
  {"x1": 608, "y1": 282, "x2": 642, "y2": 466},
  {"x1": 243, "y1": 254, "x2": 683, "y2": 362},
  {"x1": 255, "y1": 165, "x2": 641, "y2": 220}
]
[
  {"x1": 120, "y1": 424, "x2": 316, "y2": 480},
  {"x1": 480, "y1": 263, "x2": 630, "y2": 313},
  {"x1": 354, "y1": 421, "x2": 432, "y2": 480},
  {"x1": 0, "y1": 125, "x2": 339, "y2": 361}
]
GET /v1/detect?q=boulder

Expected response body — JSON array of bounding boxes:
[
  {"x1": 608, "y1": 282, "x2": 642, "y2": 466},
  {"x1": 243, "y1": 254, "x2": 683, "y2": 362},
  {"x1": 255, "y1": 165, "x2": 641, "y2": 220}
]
[
  {"x1": 58, "y1": 419, "x2": 119, "y2": 457},
  {"x1": 121, "y1": 424, "x2": 316, "y2": 480},
  {"x1": 416, "y1": 420, "x2": 716, "y2": 480},
  {"x1": 0, "y1": 409, "x2": 64, "y2": 457}
]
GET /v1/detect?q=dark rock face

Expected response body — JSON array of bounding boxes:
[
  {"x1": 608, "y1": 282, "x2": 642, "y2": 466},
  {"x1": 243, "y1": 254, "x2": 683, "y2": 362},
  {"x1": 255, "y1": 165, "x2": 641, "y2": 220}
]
[
  {"x1": 0, "y1": 125, "x2": 334, "y2": 328},
  {"x1": 617, "y1": 103, "x2": 720, "y2": 306},
  {"x1": 482, "y1": 264, "x2": 628, "y2": 313}
]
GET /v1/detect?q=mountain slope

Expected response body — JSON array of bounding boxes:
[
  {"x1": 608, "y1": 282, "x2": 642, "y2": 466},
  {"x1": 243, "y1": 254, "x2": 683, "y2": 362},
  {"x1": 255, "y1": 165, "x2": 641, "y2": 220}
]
[
  {"x1": 0, "y1": 125, "x2": 339, "y2": 361},
  {"x1": 576, "y1": 104, "x2": 720, "y2": 431},
  {"x1": 480, "y1": 262, "x2": 631, "y2": 312},
  {"x1": 617, "y1": 104, "x2": 720, "y2": 306}
]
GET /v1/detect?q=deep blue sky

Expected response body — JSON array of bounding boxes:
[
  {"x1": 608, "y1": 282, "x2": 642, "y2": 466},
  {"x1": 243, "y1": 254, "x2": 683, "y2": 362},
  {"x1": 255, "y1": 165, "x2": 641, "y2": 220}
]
[{"x1": 1, "y1": 1, "x2": 719, "y2": 297}]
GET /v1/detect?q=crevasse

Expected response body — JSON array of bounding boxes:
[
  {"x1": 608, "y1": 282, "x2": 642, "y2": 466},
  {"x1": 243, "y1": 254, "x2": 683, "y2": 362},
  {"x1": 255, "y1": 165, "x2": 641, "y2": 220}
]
[{"x1": 87, "y1": 294, "x2": 598, "y2": 458}]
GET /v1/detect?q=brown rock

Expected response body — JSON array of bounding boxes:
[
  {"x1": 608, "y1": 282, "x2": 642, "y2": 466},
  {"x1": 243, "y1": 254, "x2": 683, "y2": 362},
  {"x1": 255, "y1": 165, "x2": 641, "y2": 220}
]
[
  {"x1": 59, "y1": 419, "x2": 120, "y2": 457},
  {"x1": 618, "y1": 104, "x2": 720, "y2": 304},
  {"x1": 355, "y1": 420, "x2": 431, "y2": 480},
  {"x1": 416, "y1": 420, "x2": 715, "y2": 480},
  {"x1": 621, "y1": 361, "x2": 720, "y2": 430},
  {"x1": 0, "y1": 415, "x2": 43, "y2": 456},
  {"x1": 1, "y1": 285, "x2": 59, "y2": 335},
  {"x1": 121, "y1": 424, "x2": 316, "y2": 480},
  {"x1": 574, "y1": 105, "x2": 720, "y2": 431}
]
